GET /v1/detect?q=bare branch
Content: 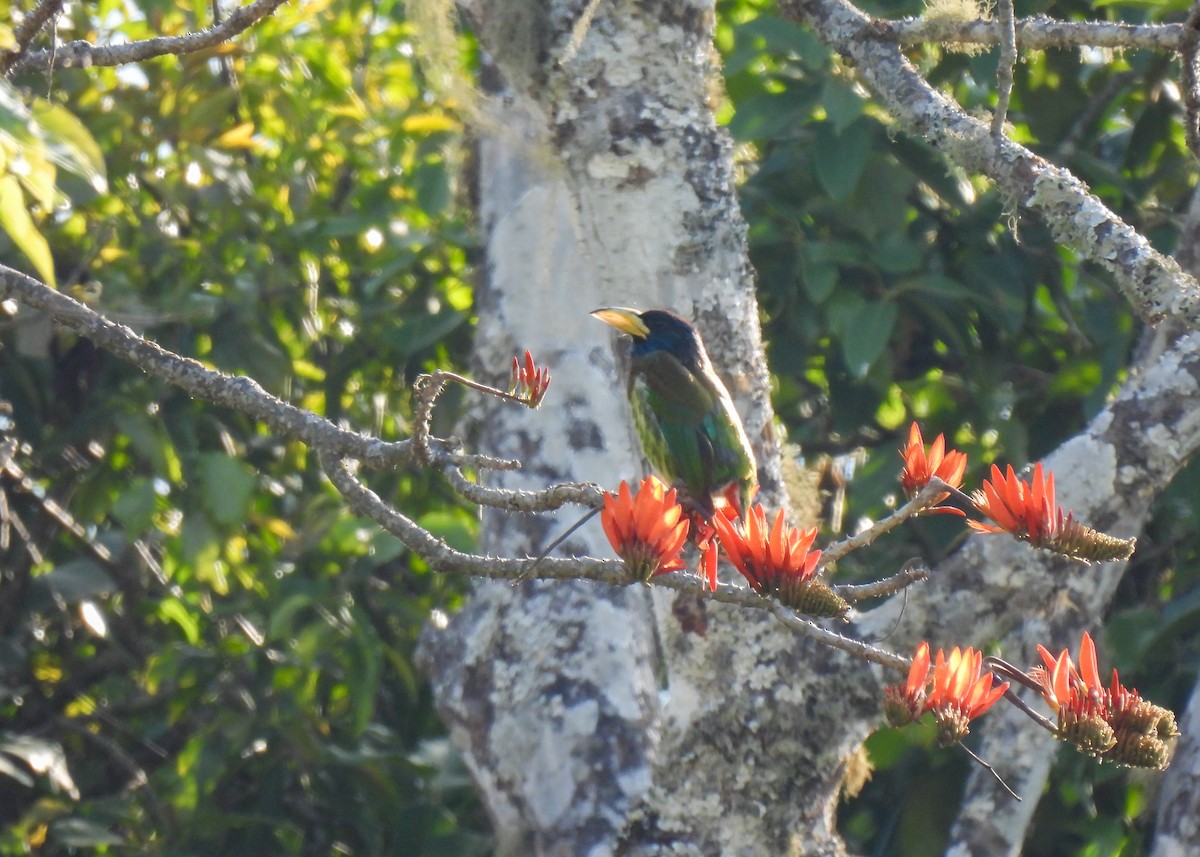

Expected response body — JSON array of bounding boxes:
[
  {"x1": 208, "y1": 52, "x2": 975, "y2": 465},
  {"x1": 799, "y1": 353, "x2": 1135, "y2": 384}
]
[
  {"x1": 991, "y1": 0, "x2": 1017, "y2": 140},
  {"x1": 835, "y1": 558, "x2": 928, "y2": 602},
  {"x1": 5, "y1": 0, "x2": 290, "y2": 77},
  {"x1": 1182, "y1": 1, "x2": 1200, "y2": 161},
  {"x1": 783, "y1": 0, "x2": 1200, "y2": 329},
  {"x1": 441, "y1": 462, "x2": 604, "y2": 511},
  {"x1": 0, "y1": 264, "x2": 416, "y2": 469},
  {"x1": 888, "y1": 15, "x2": 1184, "y2": 52},
  {"x1": 0, "y1": 0, "x2": 65, "y2": 74},
  {"x1": 818, "y1": 479, "x2": 946, "y2": 568}
]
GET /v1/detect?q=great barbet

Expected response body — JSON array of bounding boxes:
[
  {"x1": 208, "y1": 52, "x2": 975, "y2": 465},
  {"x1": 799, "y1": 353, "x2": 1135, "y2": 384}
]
[{"x1": 591, "y1": 307, "x2": 758, "y2": 519}]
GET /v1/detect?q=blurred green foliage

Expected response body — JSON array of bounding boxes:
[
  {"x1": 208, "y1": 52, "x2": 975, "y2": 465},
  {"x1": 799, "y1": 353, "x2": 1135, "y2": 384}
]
[
  {"x1": 0, "y1": 0, "x2": 486, "y2": 852},
  {"x1": 2, "y1": 0, "x2": 1199, "y2": 854}
]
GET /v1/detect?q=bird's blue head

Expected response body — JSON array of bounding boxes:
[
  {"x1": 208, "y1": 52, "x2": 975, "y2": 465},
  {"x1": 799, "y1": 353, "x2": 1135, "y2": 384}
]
[{"x1": 591, "y1": 307, "x2": 704, "y2": 370}]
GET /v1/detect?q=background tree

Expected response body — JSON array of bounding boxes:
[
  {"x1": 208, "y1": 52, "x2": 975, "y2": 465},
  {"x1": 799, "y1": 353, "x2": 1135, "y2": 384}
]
[{"x1": 1, "y1": 0, "x2": 1199, "y2": 856}]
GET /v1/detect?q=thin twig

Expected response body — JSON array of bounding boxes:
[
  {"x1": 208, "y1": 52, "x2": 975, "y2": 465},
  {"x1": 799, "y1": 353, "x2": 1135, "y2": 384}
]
[
  {"x1": 835, "y1": 558, "x2": 929, "y2": 602},
  {"x1": 6, "y1": 0, "x2": 290, "y2": 76},
  {"x1": 441, "y1": 463, "x2": 604, "y2": 511},
  {"x1": 991, "y1": 0, "x2": 1017, "y2": 140},
  {"x1": 958, "y1": 742, "x2": 1021, "y2": 801},
  {"x1": 0, "y1": 0, "x2": 65, "y2": 74},
  {"x1": 54, "y1": 716, "x2": 173, "y2": 834},
  {"x1": 818, "y1": 480, "x2": 945, "y2": 568},
  {"x1": 769, "y1": 602, "x2": 910, "y2": 671},
  {"x1": 412, "y1": 369, "x2": 529, "y2": 464}
]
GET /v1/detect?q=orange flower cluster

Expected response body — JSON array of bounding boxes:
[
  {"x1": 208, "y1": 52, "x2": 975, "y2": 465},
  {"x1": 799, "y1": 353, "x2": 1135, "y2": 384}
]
[
  {"x1": 969, "y1": 464, "x2": 1135, "y2": 563},
  {"x1": 600, "y1": 477, "x2": 689, "y2": 583},
  {"x1": 884, "y1": 642, "x2": 1008, "y2": 746},
  {"x1": 898, "y1": 423, "x2": 967, "y2": 515},
  {"x1": 1031, "y1": 633, "x2": 1177, "y2": 769},
  {"x1": 510, "y1": 350, "x2": 551, "y2": 408},
  {"x1": 712, "y1": 504, "x2": 847, "y2": 618}
]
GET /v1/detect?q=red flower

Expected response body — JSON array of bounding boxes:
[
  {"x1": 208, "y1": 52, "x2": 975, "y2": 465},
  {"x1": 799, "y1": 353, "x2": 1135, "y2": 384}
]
[
  {"x1": 712, "y1": 504, "x2": 846, "y2": 617},
  {"x1": 510, "y1": 350, "x2": 551, "y2": 408},
  {"x1": 1030, "y1": 632, "x2": 1177, "y2": 768},
  {"x1": 601, "y1": 476, "x2": 689, "y2": 582},
  {"x1": 968, "y1": 464, "x2": 1135, "y2": 563},
  {"x1": 884, "y1": 641, "x2": 933, "y2": 725},
  {"x1": 884, "y1": 642, "x2": 1008, "y2": 746},
  {"x1": 899, "y1": 423, "x2": 967, "y2": 515}
]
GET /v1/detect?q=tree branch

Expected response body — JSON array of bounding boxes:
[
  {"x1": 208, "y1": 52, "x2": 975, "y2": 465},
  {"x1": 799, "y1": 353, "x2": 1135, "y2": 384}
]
[
  {"x1": 991, "y1": 0, "x2": 1017, "y2": 139},
  {"x1": 5, "y1": 0, "x2": 290, "y2": 77},
  {"x1": 888, "y1": 16, "x2": 1184, "y2": 52},
  {"x1": 0, "y1": 0, "x2": 65, "y2": 74},
  {"x1": 0, "y1": 263, "x2": 418, "y2": 469},
  {"x1": 783, "y1": 0, "x2": 1200, "y2": 329},
  {"x1": 1182, "y1": 1, "x2": 1200, "y2": 161}
]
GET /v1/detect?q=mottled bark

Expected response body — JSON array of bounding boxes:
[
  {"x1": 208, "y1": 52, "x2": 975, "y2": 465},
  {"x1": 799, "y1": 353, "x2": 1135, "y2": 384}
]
[{"x1": 417, "y1": 0, "x2": 815, "y2": 853}]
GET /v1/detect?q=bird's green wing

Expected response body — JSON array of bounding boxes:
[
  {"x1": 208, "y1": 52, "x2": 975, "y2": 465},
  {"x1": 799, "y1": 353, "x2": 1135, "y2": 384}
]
[{"x1": 630, "y1": 351, "x2": 754, "y2": 510}]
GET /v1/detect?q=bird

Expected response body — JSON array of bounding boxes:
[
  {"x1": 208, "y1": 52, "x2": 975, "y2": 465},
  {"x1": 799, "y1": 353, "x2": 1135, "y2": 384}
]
[{"x1": 591, "y1": 307, "x2": 758, "y2": 520}]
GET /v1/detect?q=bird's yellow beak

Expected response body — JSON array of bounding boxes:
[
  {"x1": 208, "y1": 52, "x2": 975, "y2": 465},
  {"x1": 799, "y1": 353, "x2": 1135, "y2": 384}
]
[{"x1": 591, "y1": 307, "x2": 649, "y2": 339}]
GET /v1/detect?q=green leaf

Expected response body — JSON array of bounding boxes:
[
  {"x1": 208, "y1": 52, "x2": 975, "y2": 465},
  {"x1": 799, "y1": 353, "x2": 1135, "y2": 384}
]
[
  {"x1": 158, "y1": 598, "x2": 201, "y2": 645},
  {"x1": 894, "y1": 274, "x2": 974, "y2": 300},
  {"x1": 869, "y1": 232, "x2": 923, "y2": 275},
  {"x1": 417, "y1": 510, "x2": 475, "y2": 554},
  {"x1": 830, "y1": 294, "x2": 897, "y2": 374},
  {"x1": 197, "y1": 452, "x2": 257, "y2": 526},
  {"x1": 385, "y1": 309, "x2": 466, "y2": 358},
  {"x1": 111, "y1": 477, "x2": 159, "y2": 532},
  {"x1": 798, "y1": 250, "x2": 838, "y2": 302},
  {"x1": 31, "y1": 100, "x2": 108, "y2": 192},
  {"x1": 822, "y1": 78, "x2": 864, "y2": 134},
  {"x1": 116, "y1": 412, "x2": 183, "y2": 483},
  {"x1": 30, "y1": 559, "x2": 117, "y2": 606},
  {"x1": 813, "y1": 121, "x2": 871, "y2": 201},
  {"x1": 0, "y1": 174, "x2": 55, "y2": 286}
]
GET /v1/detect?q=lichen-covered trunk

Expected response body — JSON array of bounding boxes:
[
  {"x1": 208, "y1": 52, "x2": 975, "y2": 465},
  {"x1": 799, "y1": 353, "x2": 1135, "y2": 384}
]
[{"x1": 415, "y1": 0, "x2": 869, "y2": 854}]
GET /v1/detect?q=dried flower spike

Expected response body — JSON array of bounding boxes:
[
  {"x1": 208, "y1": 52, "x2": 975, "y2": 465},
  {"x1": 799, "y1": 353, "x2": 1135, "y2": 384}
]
[
  {"x1": 1030, "y1": 632, "x2": 1178, "y2": 769},
  {"x1": 969, "y1": 463, "x2": 1135, "y2": 563}
]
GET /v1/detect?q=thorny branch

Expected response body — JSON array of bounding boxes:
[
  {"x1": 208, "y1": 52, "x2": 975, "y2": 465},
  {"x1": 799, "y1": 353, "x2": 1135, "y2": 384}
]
[
  {"x1": 783, "y1": 0, "x2": 1200, "y2": 329},
  {"x1": 4, "y1": 0, "x2": 291, "y2": 77},
  {"x1": 1183, "y1": 1, "x2": 1200, "y2": 161},
  {"x1": 818, "y1": 479, "x2": 948, "y2": 567},
  {"x1": 0, "y1": 0, "x2": 66, "y2": 74}
]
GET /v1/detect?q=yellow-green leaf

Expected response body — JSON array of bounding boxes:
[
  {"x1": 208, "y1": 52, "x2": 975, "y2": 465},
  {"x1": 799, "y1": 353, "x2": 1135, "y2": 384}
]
[
  {"x1": 213, "y1": 121, "x2": 257, "y2": 150},
  {"x1": 31, "y1": 100, "x2": 108, "y2": 192},
  {"x1": 0, "y1": 175, "x2": 55, "y2": 286},
  {"x1": 401, "y1": 112, "x2": 459, "y2": 134}
]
